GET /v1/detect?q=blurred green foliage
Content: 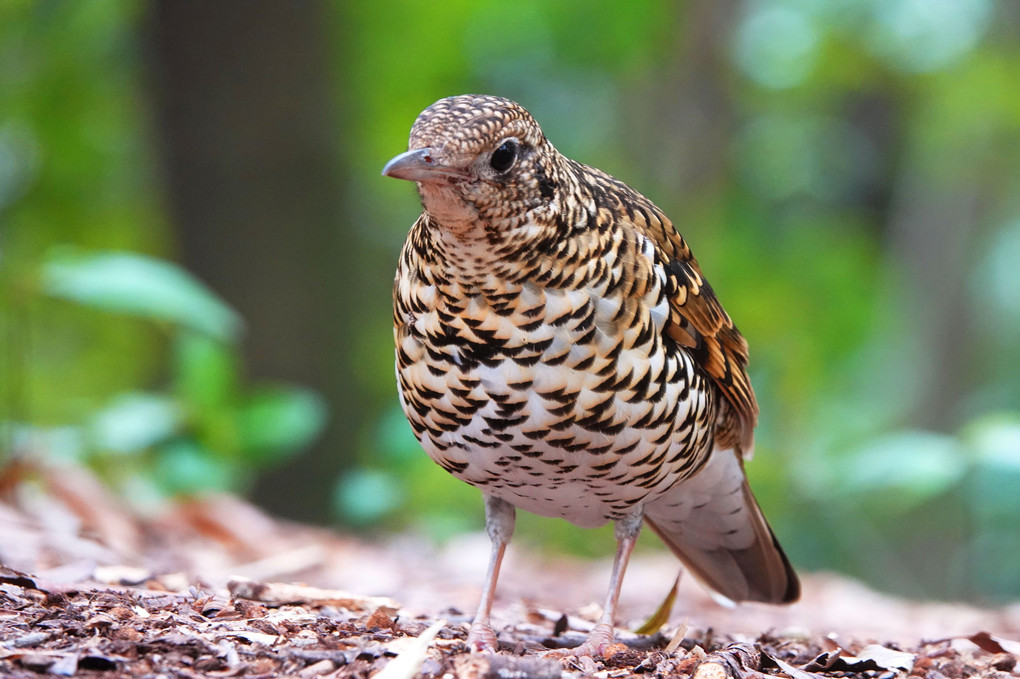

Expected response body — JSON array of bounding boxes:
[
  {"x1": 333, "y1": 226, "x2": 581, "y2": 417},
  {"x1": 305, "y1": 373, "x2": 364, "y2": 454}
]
[
  {"x1": 4, "y1": 247, "x2": 326, "y2": 502},
  {"x1": 2, "y1": 0, "x2": 1019, "y2": 602}
]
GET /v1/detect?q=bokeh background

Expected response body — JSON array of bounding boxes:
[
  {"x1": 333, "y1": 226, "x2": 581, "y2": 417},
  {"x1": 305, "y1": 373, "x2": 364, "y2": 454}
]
[{"x1": 2, "y1": 1, "x2": 1019, "y2": 604}]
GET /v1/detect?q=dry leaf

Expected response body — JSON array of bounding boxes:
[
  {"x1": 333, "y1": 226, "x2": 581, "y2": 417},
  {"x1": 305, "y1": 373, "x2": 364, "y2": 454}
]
[
  {"x1": 370, "y1": 619, "x2": 444, "y2": 679},
  {"x1": 634, "y1": 573, "x2": 680, "y2": 635},
  {"x1": 967, "y1": 631, "x2": 1020, "y2": 655},
  {"x1": 766, "y1": 652, "x2": 825, "y2": 679},
  {"x1": 854, "y1": 643, "x2": 915, "y2": 671}
]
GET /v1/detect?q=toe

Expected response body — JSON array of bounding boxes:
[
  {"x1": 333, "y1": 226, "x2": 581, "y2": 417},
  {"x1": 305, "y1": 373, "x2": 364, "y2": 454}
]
[{"x1": 466, "y1": 621, "x2": 499, "y2": 653}]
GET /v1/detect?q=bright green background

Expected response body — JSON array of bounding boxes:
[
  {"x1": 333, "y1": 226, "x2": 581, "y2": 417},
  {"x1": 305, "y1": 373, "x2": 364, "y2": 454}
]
[{"x1": 2, "y1": 1, "x2": 1019, "y2": 603}]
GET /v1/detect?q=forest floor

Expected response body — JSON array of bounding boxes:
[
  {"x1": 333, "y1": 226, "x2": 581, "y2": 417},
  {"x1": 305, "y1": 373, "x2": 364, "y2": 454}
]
[{"x1": 1, "y1": 462, "x2": 1018, "y2": 679}]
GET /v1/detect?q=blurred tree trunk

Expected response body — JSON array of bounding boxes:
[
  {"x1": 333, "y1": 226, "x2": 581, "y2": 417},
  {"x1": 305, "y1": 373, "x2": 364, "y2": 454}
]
[
  {"x1": 886, "y1": 173, "x2": 982, "y2": 431},
  {"x1": 626, "y1": 0, "x2": 739, "y2": 212},
  {"x1": 147, "y1": 0, "x2": 356, "y2": 522}
]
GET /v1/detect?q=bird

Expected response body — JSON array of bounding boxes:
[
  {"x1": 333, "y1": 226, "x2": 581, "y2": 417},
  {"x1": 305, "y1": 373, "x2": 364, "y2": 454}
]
[{"x1": 383, "y1": 94, "x2": 798, "y2": 656}]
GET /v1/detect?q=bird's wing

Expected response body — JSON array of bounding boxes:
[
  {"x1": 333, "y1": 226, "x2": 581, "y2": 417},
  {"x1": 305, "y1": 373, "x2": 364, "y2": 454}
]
[
  {"x1": 586, "y1": 166, "x2": 758, "y2": 453},
  {"x1": 649, "y1": 216, "x2": 757, "y2": 452}
]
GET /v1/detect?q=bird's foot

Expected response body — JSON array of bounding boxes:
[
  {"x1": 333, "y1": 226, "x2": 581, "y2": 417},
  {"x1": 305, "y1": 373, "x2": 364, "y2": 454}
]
[
  {"x1": 466, "y1": 621, "x2": 499, "y2": 653},
  {"x1": 543, "y1": 622, "x2": 620, "y2": 660}
]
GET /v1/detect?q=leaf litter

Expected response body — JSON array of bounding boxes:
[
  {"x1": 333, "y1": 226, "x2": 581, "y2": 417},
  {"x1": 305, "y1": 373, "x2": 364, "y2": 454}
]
[{"x1": 1, "y1": 461, "x2": 1018, "y2": 678}]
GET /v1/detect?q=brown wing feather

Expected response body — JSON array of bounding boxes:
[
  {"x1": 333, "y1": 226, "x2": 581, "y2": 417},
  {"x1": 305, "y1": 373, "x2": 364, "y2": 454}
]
[
  {"x1": 654, "y1": 222, "x2": 757, "y2": 453},
  {"x1": 660, "y1": 252, "x2": 758, "y2": 453}
]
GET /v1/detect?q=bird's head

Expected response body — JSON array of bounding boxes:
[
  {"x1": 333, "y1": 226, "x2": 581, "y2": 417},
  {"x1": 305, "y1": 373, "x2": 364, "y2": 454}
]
[{"x1": 383, "y1": 95, "x2": 561, "y2": 236}]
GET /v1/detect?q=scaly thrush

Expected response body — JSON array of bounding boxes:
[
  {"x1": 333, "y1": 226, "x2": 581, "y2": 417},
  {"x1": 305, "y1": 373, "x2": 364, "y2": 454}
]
[{"x1": 384, "y1": 94, "x2": 798, "y2": 655}]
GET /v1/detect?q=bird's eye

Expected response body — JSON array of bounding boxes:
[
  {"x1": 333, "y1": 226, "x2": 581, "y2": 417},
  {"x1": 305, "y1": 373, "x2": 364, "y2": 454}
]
[{"x1": 490, "y1": 139, "x2": 518, "y2": 172}]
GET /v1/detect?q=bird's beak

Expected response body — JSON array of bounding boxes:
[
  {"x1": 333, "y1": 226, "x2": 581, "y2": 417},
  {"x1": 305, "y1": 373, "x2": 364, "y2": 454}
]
[{"x1": 382, "y1": 148, "x2": 468, "y2": 183}]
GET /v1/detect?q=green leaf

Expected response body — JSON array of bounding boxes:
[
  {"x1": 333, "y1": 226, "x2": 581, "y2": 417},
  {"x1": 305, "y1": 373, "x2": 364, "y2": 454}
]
[
  {"x1": 9, "y1": 424, "x2": 86, "y2": 464},
  {"x1": 376, "y1": 403, "x2": 424, "y2": 463},
  {"x1": 966, "y1": 414, "x2": 1020, "y2": 469},
  {"x1": 41, "y1": 248, "x2": 242, "y2": 340},
  {"x1": 173, "y1": 332, "x2": 239, "y2": 409},
  {"x1": 333, "y1": 469, "x2": 403, "y2": 526},
  {"x1": 91, "y1": 392, "x2": 181, "y2": 454},
  {"x1": 155, "y1": 439, "x2": 242, "y2": 496},
  {"x1": 235, "y1": 386, "x2": 328, "y2": 461},
  {"x1": 965, "y1": 415, "x2": 1020, "y2": 519},
  {"x1": 964, "y1": 416, "x2": 1020, "y2": 595},
  {"x1": 833, "y1": 430, "x2": 967, "y2": 512}
]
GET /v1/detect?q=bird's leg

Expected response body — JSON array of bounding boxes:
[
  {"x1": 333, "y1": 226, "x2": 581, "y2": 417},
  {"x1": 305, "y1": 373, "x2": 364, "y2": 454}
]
[
  {"x1": 547, "y1": 509, "x2": 643, "y2": 658},
  {"x1": 467, "y1": 494, "x2": 516, "y2": 653}
]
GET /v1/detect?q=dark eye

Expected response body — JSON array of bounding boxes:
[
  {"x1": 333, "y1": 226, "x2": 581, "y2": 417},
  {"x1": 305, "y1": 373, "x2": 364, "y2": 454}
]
[{"x1": 490, "y1": 139, "x2": 518, "y2": 172}]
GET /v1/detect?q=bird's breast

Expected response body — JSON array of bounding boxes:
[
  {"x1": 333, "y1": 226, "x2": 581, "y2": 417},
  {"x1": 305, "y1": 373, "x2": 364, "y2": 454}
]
[{"x1": 394, "y1": 235, "x2": 716, "y2": 526}]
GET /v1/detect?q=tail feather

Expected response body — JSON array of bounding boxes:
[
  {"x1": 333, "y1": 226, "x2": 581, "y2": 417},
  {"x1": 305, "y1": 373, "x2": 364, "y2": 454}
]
[{"x1": 644, "y1": 449, "x2": 799, "y2": 604}]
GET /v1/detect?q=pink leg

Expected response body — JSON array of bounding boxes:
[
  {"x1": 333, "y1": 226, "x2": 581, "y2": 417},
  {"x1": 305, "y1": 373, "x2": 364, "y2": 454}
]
[
  {"x1": 466, "y1": 495, "x2": 515, "y2": 652},
  {"x1": 546, "y1": 510, "x2": 642, "y2": 658}
]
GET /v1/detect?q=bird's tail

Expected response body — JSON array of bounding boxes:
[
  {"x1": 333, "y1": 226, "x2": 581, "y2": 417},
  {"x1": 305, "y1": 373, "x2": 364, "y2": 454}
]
[{"x1": 643, "y1": 448, "x2": 799, "y2": 604}]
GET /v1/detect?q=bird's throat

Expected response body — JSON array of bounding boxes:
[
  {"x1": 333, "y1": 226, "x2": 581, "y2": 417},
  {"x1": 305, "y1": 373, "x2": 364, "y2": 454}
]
[{"x1": 419, "y1": 183, "x2": 480, "y2": 237}]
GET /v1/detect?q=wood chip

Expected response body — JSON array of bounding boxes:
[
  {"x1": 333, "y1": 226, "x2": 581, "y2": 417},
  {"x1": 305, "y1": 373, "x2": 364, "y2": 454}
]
[
  {"x1": 227, "y1": 577, "x2": 397, "y2": 610},
  {"x1": 665, "y1": 619, "x2": 689, "y2": 655},
  {"x1": 454, "y1": 654, "x2": 564, "y2": 679},
  {"x1": 693, "y1": 642, "x2": 762, "y2": 679}
]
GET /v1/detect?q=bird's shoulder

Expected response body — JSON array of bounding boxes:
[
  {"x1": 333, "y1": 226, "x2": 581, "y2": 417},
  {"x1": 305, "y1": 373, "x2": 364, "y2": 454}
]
[{"x1": 573, "y1": 160, "x2": 759, "y2": 453}]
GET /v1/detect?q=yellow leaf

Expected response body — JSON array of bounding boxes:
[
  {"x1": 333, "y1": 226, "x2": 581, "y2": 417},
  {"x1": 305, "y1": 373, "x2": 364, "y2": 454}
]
[{"x1": 633, "y1": 573, "x2": 680, "y2": 635}]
